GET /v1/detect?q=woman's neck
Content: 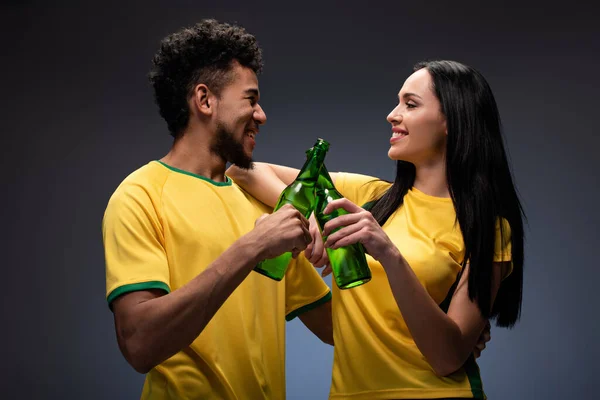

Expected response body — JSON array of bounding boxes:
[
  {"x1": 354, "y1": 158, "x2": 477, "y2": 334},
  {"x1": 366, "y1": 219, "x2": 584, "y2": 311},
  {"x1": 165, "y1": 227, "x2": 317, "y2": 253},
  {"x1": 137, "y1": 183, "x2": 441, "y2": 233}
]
[{"x1": 413, "y1": 159, "x2": 450, "y2": 198}]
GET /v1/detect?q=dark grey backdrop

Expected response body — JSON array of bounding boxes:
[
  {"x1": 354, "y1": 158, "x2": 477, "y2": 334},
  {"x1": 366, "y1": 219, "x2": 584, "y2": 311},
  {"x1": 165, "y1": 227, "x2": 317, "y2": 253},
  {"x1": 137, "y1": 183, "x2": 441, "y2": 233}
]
[{"x1": 2, "y1": 0, "x2": 598, "y2": 399}]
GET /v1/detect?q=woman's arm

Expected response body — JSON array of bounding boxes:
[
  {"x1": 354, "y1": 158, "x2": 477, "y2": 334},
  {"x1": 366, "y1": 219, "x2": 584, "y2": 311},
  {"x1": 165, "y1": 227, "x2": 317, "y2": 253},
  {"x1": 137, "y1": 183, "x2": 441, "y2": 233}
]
[
  {"x1": 227, "y1": 163, "x2": 339, "y2": 208},
  {"x1": 322, "y1": 198, "x2": 506, "y2": 376},
  {"x1": 383, "y1": 255, "x2": 506, "y2": 376},
  {"x1": 227, "y1": 163, "x2": 338, "y2": 272},
  {"x1": 227, "y1": 163, "x2": 298, "y2": 207}
]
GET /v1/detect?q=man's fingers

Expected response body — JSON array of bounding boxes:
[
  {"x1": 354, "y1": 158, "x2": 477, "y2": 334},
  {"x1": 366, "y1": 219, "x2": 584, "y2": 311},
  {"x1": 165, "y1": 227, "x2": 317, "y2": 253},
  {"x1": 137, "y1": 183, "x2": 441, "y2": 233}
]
[
  {"x1": 281, "y1": 204, "x2": 309, "y2": 227},
  {"x1": 291, "y1": 248, "x2": 301, "y2": 259},
  {"x1": 279, "y1": 204, "x2": 295, "y2": 212},
  {"x1": 299, "y1": 213, "x2": 310, "y2": 229},
  {"x1": 301, "y1": 225, "x2": 312, "y2": 246},
  {"x1": 321, "y1": 264, "x2": 332, "y2": 277}
]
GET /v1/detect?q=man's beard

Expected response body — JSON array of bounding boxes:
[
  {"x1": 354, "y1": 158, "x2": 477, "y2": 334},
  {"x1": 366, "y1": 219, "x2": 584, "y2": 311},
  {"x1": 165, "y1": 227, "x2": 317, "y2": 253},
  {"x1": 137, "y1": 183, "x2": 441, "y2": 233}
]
[{"x1": 211, "y1": 123, "x2": 254, "y2": 170}]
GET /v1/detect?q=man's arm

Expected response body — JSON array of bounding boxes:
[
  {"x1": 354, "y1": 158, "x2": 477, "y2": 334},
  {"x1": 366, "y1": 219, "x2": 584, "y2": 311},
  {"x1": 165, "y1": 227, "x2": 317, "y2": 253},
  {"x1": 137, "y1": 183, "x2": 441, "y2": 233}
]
[
  {"x1": 111, "y1": 205, "x2": 312, "y2": 373},
  {"x1": 298, "y1": 300, "x2": 333, "y2": 345}
]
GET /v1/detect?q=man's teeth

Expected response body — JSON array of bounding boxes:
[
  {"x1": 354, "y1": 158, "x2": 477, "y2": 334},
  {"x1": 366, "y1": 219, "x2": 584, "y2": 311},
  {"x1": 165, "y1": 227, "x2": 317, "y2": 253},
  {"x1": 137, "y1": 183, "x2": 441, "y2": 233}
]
[{"x1": 246, "y1": 132, "x2": 255, "y2": 139}]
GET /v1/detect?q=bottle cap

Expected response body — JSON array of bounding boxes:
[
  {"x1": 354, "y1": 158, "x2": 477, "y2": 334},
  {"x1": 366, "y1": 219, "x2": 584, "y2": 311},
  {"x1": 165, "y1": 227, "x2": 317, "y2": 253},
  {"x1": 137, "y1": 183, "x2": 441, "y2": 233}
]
[{"x1": 314, "y1": 138, "x2": 330, "y2": 151}]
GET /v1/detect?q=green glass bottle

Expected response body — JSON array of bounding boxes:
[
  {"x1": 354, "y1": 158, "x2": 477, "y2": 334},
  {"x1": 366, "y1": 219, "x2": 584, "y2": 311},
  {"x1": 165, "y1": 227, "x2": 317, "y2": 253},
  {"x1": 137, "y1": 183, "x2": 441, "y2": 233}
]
[
  {"x1": 314, "y1": 165, "x2": 372, "y2": 289},
  {"x1": 254, "y1": 139, "x2": 330, "y2": 281}
]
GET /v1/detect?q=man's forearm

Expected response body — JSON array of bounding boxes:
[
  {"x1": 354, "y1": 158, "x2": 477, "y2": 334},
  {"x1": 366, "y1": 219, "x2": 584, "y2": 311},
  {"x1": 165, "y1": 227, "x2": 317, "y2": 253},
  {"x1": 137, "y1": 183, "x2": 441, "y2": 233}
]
[
  {"x1": 116, "y1": 234, "x2": 263, "y2": 373},
  {"x1": 299, "y1": 300, "x2": 334, "y2": 345}
]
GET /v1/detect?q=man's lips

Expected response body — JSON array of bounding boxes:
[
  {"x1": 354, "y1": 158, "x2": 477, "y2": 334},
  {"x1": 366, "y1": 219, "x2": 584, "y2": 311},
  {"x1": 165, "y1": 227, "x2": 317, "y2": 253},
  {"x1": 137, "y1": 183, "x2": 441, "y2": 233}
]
[{"x1": 245, "y1": 130, "x2": 257, "y2": 148}]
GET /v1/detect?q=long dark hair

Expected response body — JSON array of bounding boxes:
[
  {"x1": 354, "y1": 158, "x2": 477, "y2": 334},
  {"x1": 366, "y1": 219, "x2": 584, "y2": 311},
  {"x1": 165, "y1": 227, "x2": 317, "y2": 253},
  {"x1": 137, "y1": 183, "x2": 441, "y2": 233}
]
[{"x1": 369, "y1": 60, "x2": 525, "y2": 327}]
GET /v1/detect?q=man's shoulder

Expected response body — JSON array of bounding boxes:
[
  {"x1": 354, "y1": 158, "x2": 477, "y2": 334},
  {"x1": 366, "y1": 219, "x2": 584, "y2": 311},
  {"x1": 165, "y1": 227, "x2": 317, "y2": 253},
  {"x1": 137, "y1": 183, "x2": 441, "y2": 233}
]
[
  {"x1": 121, "y1": 160, "x2": 167, "y2": 185},
  {"x1": 229, "y1": 177, "x2": 274, "y2": 213},
  {"x1": 108, "y1": 161, "x2": 168, "y2": 206}
]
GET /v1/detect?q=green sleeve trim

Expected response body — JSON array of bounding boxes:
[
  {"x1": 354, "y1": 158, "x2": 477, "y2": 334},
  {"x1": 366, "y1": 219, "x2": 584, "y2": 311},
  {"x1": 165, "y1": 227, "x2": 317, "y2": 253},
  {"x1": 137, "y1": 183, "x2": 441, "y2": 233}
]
[
  {"x1": 464, "y1": 354, "x2": 485, "y2": 398},
  {"x1": 107, "y1": 281, "x2": 171, "y2": 308},
  {"x1": 285, "y1": 291, "x2": 332, "y2": 321}
]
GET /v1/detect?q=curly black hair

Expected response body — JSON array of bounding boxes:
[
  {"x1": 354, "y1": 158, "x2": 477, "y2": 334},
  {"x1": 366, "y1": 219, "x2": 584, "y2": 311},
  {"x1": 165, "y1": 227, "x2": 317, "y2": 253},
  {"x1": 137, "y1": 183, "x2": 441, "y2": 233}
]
[{"x1": 148, "y1": 19, "x2": 263, "y2": 137}]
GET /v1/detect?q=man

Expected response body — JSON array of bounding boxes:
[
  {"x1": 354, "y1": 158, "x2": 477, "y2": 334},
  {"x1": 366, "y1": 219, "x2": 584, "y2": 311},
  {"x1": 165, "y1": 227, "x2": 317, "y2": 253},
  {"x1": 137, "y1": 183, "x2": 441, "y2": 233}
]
[{"x1": 102, "y1": 19, "x2": 332, "y2": 399}]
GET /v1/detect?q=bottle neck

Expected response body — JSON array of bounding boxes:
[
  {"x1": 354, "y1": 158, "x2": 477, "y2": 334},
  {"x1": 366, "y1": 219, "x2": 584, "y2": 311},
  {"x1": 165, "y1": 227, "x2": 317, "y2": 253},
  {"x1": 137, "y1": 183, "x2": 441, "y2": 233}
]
[
  {"x1": 317, "y1": 164, "x2": 335, "y2": 190},
  {"x1": 297, "y1": 148, "x2": 327, "y2": 181}
]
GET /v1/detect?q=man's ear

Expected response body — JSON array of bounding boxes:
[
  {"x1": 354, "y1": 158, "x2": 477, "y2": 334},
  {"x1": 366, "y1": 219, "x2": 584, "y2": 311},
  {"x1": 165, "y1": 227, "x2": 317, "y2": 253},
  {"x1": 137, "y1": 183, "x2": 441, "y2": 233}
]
[{"x1": 193, "y1": 84, "x2": 213, "y2": 116}]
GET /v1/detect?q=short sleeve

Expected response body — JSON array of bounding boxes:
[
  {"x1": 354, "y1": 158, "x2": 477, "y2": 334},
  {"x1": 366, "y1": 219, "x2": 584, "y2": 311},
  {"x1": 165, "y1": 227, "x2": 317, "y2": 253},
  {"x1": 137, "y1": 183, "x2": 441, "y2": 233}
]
[
  {"x1": 335, "y1": 172, "x2": 391, "y2": 207},
  {"x1": 494, "y1": 218, "x2": 513, "y2": 278},
  {"x1": 102, "y1": 183, "x2": 170, "y2": 307},
  {"x1": 284, "y1": 253, "x2": 331, "y2": 321}
]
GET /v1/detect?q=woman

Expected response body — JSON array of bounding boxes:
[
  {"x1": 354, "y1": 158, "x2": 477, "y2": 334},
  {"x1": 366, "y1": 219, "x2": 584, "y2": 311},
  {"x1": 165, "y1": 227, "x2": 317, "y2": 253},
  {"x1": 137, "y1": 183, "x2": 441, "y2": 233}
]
[{"x1": 228, "y1": 60, "x2": 524, "y2": 399}]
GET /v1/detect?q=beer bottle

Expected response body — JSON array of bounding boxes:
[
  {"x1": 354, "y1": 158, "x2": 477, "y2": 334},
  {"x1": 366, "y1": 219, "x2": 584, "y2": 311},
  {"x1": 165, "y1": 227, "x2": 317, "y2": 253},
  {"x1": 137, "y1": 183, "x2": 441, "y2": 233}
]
[
  {"x1": 254, "y1": 139, "x2": 330, "y2": 280},
  {"x1": 314, "y1": 165, "x2": 372, "y2": 289}
]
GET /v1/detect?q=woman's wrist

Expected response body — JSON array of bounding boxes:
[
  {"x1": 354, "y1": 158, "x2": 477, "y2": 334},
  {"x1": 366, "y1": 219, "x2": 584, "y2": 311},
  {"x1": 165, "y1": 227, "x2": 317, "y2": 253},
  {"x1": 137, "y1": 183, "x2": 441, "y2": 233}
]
[{"x1": 380, "y1": 245, "x2": 403, "y2": 270}]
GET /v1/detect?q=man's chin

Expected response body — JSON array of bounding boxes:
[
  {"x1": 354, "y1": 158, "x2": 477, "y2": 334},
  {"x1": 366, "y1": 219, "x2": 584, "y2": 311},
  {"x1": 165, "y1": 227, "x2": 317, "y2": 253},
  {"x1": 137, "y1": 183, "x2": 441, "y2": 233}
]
[{"x1": 232, "y1": 159, "x2": 254, "y2": 170}]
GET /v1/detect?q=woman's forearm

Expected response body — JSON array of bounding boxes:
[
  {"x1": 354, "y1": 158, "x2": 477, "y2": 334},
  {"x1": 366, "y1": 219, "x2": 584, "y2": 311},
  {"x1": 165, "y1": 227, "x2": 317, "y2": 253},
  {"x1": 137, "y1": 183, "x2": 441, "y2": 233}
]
[
  {"x1": 380, "y1": 248, "x2": 487, "y2": 376},
  {"x1": 227, "y1": 163, "x2": 299, "y2": 207}
]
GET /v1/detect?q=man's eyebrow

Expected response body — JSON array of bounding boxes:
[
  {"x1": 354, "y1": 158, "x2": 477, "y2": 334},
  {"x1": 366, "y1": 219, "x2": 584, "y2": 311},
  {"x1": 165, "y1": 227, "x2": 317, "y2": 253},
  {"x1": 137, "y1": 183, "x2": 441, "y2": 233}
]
[{"x1": 244, "y1": 88, "x2": 259, "y2": 96}]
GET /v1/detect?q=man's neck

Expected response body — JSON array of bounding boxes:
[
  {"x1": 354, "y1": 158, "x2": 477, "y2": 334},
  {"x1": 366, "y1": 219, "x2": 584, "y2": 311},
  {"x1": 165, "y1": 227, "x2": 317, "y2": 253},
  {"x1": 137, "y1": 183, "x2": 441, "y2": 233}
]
[{"x1": 161, "y1": 131, "x2": 228, "y2": 183}]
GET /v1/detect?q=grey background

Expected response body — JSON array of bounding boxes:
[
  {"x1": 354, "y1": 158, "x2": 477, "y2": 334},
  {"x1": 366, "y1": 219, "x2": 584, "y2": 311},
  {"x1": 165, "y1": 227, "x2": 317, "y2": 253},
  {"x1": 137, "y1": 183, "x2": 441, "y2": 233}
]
[{"x1": 2, "y1": 0, "x2": 599, "y2": 398}]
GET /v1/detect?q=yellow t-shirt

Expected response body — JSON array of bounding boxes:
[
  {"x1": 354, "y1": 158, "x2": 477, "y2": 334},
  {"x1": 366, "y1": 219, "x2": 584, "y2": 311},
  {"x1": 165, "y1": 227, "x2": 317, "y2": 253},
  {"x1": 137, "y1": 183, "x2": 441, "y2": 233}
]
[
  {"x1": 329, "y1": 173, "x2": 512, "y2": 400},
  {"x1": 102, "y1": 161, "x2": 331, "y2": 400}
]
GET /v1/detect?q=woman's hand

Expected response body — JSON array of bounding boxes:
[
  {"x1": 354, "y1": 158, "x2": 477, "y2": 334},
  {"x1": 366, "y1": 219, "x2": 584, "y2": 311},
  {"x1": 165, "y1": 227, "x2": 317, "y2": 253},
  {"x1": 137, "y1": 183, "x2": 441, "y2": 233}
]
[
  {"x1": 474, "y1": 321, "x2": 491, "y2": 359},
  {"x1": 322, "y1": 198, "x2": 399, "y2": 265},
  {"x1": 305, "y1": 214, "x2": 332, "y2": 277}
]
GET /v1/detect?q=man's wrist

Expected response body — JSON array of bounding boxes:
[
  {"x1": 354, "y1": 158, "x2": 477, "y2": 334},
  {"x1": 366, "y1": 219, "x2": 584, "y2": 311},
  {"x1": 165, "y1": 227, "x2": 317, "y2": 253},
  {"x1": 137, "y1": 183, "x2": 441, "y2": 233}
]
[{"x1": 239, "y1": 230, "x2": 266, "y2": 266}]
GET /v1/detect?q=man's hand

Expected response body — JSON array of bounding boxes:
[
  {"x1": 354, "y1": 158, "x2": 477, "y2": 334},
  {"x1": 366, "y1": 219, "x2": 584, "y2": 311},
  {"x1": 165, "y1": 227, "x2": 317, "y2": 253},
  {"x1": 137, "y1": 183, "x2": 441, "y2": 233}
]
[
  {"x1": 474, "y1": 321, "x2": 491, "y2": 358},
  {"x1": 254, "y1": 204, "x2": 312, "y2": 260}
]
